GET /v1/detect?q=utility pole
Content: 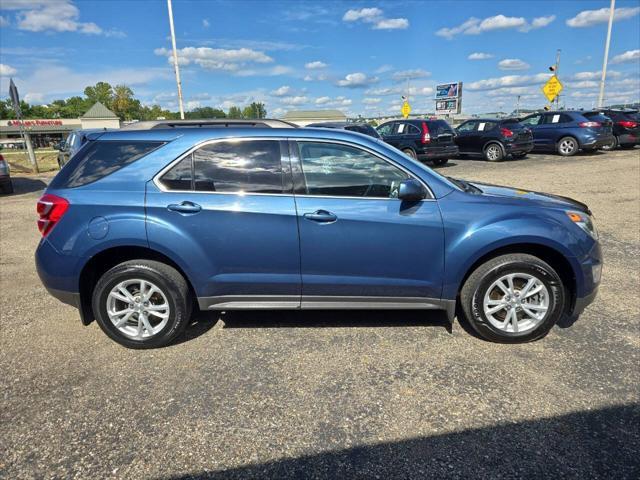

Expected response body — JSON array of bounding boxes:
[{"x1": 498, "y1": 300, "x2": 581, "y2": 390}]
[
  {"x1": 554, "y1": 49, "x2": 561, "y2": 110},
  {"x1": 9, "y1": 79, "x2": 38, "y2": 173},
  {"x1": 598, "y1": 0, "x2": 615, "y2": 108},
  {"x1": 516, "y1": 95, "x2": 521, "y2": 117},
  {"x1": 167, "y1": 0, "x2": 185, "y2": 119}
]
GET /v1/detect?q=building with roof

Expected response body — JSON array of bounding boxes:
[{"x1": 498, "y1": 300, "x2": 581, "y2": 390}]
[
  {"x1": 281, "y1": 109, "x2": 347, "y2": 126},
  {"x1": 0, "y1": 102, "x2": 120, "y2": 148}
]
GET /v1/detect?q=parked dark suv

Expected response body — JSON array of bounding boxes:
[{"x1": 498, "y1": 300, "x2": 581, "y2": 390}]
[
  {"x1": 454, "y1": 118, "x2": 533, "y2": 161},
  {"x1": 376, "y1": 119, "x2": 458, "y2": 166},
  {"x1": 519, "y1": 111, "x2": 614, "y2": 156},
  {"x1": 307, "y1": 122, "x2": 380, "y2": 138},
  {"x1": 584, "y1": 109, "x2": 639, "y2": 150}
]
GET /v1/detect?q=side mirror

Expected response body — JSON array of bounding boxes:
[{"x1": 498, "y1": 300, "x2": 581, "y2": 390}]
[{"x1": 398, "y1": 179, "x2": 426, "y2": 202}]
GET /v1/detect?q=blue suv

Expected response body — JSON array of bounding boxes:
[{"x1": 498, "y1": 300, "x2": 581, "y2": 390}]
[
  {"x1": 35, "y1": 123, "x2": 602, "y2": 348},
  {"x1": 519, "y1": 110, "x2": 614, "y2": 156}
]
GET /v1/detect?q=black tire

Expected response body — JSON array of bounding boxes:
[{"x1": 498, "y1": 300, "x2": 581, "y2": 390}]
[
  {"x1": 557, "y1": 136, "x2": 578, "y2": 156},
  {"x1": 432, "y1": 158, "x2": 448, "y2": 166},
  {"x1": 601, "y1": 136, "x2": 618, "y2": 151},
  {"x1": 459, "y1": 254, "x2": 565, "y2": 343},
  {"x1": 402, "y1": 148, "x2": 417, "y2": 160},
  {"x1": 484, "y1": 143, "x2": 504, "y2": 162},
  {"x1": 92, "y1": 260, "x2": 192, "y2": 349}
]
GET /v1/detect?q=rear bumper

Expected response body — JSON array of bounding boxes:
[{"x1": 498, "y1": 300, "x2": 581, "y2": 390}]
[
  {"x1": 505, "y1": 141, "x2": 533, "y2": 154},
  {"x1": 618, "y1": 133, "x2": 639, "y2": 146},
  {"x1": 417, "y1": 145, "x2": 459, "y2": 160},
  {"x1": 581, "y1": 135, "x2": 614, "y2": 149}
]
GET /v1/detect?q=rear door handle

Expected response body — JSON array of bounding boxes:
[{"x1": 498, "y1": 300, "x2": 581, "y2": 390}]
[
  {"x1": 303, "y1": 210, "x2": 337, "y2": 223},
  {"x1": 167, "y1": 201, "x2": 202, "y2": 214}
]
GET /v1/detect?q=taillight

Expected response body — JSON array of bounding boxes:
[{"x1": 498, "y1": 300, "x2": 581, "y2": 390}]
[
  {"x1": 618, "y1": 120, "x2": 638, "y2": 128},
  {"x1": 500, "y1": 127, "x2": 514, "y2": 138},
  {"x1": 578, "y1": 121, "x2": 601, "y2": 128},
  {"x1": 421, "y1": 122, "x2": 431, "y2": 144},
  {"x1": 37, "y1": 194, "x2": 69, "y2": 237}
]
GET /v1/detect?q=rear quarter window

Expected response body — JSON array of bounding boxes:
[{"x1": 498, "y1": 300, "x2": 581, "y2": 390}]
[{"x1": 49, "y1": 140, "x2": 165, "y2": 189}]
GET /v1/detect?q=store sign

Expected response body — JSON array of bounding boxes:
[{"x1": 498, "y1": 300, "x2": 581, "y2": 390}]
[{"x1": 7, "y1": 120, "x2": 64, "y2": 127}]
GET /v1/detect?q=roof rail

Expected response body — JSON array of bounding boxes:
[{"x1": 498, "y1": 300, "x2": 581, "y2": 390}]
[{"x1": 121, "y1": 119, "x2": 298, "y2": 130}]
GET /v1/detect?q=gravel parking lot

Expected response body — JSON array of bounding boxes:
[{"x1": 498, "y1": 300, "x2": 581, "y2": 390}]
[{"x1": 1, "y1": 148, "x2": 639, "y2": 479}]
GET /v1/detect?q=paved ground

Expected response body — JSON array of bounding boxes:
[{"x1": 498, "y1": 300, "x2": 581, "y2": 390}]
[{"x1": 1, "y1": 148, "x2": 639, "y2": 479}]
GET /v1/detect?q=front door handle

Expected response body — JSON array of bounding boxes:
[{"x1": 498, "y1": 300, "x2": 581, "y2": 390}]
[
  {"x1": 303, "y1": 210, "x2": 337, "y2": 223},
  {"x1": 167, "y1": 201, "x2": 202, "y2": 214}
]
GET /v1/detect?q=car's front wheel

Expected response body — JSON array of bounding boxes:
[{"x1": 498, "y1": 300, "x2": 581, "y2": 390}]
[
  {"x1": 92, "y1": 260, "x2": 192, "y2": 349},
  {"x1": 402, "y1": 148, "x2": 417, "y2": 160},
  {"x1": 460, "y1": 254, "x2": 565, "y2": 343}
]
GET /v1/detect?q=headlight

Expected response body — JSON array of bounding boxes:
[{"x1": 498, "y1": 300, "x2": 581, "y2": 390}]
[{"x1": 566, "y1": 211, "x2": 598, "y2": 240}]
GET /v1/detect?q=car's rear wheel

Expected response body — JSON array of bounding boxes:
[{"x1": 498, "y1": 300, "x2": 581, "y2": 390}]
[
  {"x1": 460, "y1": 254, "x2": 565, "y2": 343},
  {"x1": 484, "y1": 143, "x2": 504, "y2": 162},
  {"x1": 601, "y1": 136, "x2": 618, "y2": 151},
  {"x1": 432, "y1": 158, "x2": 448, "y2": 166},
  {"x1": 92, "y1": 260, "x2": 191, "y2": 349},
  {"x1": 402, "y1": 148, "x2": 417, "y2": 160},
  {"x1": 557, "y1": 137, "x2": 578, "y2": 156}
]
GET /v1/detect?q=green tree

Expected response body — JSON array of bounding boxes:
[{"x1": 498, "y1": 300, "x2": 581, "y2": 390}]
[
  {"x1": 185, "y1": 107, "x2": 227, "y2": 119},
  {"x1": 84, "y1": 81, "x2": 114, "y2": 106},
  {"x1": 242, "y1": 102, "x2": 267, "y2": 119},
  {"x1": 227, "y1": 106, "x2": 243, "y2": 119},
  {"x1": 111, "y1": 85, "x2": 136, "y2": 120}
]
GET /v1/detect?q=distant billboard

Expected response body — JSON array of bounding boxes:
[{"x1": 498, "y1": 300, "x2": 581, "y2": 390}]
[
  {"x1": 435, "y1": 82, "x2": 462, "y2": 99},
  {"x1": 435, "y1": 98, "x2": 461, "y2": 114}
]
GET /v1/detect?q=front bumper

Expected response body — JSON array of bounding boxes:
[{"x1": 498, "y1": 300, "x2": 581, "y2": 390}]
[{"x1": 571, "y1": 240, "x2": 602, "y2": 315}]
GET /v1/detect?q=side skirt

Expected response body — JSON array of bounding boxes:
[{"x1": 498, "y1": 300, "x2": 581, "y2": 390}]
[{"x1": 198, "y1": 295, "x2": 456, "y2": 322}]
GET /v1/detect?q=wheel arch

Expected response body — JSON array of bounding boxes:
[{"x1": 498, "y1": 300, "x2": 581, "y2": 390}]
[
  {"x1": 456, "y1": 242, "x2": 577, "y2": 314},
  {"x1": 78, "y1": 245, "x2": 197, "y2": 325}
]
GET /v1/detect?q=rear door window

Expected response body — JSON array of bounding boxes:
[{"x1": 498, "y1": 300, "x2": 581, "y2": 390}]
[
  {"x1": 456, "y1": 121, "x2": 477, "y2": 132},
  {"x1": 376, "y1": 123, "x2": 394, "y2": 136},
  {"x1": 49, "y1": 140, "x2": 165, "y2": 189},
  {"x1": 520, "y1": 115, "x2": 542, "y2": 126}
]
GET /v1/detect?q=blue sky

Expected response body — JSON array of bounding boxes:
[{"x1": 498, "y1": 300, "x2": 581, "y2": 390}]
[{"x1": 1, "y1": 0, "x2": 639, "y2": 116}]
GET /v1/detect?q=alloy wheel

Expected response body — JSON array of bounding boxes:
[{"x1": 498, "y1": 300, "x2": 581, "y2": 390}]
[
  {"x1": 482, "y1": 273, "x2": 549, "y2": 334},
  {"x1": 486, "y1": 145, "x2": 501, "y2": 161},
  {"x1": 106, "y1": 279, "x2": 170, "y2": 339},
  {"x1": 559, "y1": 139, "x2": 576, "y2": 155}
]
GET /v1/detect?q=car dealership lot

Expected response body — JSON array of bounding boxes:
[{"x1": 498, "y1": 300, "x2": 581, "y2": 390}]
[{"x1": 1, "y1": 149, "x2": 639, "y2": 479}]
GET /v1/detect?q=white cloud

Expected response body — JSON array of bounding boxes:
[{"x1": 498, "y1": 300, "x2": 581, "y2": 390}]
[
  {"x1": 280, "y1": 95, "x2": 309, "y2": 105},
  {"x1": 7, "y1": 0, "x2": 121, "y2": 36},
  {"x1": 467, "y1": 73, "x2": 552, "y2": 90},
  {"x1": 336, "y1": 72, "x2": 378, "y2": 88},
  {"x1": 305, "y1": 60, "x2": 327, "y2": 69},
  {"x1": 24, "y1": 92, "x2": 45, "y2": 104},
  {"x1": 0, "y1": 63, "x2": 17, "y2": 76},
  {"x1": 468, "y1": 52, "x2": 494, "y2": 60},
  {"x1": 0, "y1": 16, "x2": 9, "y2": 27},
  {"x1": 566, "y1": 80, "x2": 599, "y2": 89},
  {"x1": 364, "y1": 85, "x2": 434, "y2": 97},
  {"x1": 567, "y1": 7, "x2": 640, "y2": 28},
  {"x1": 270, "y1": 85, "x2": 292, "y2": 97},
  {"x1": 234, "y1": 65, "x2": 293, "y2": 77},
  {"x1": 362, "y1": 97, "x2": 382, "y2": 104},
  {"x1": 343, "y1": 7, "x2": 409, "y2": 30},
  {"x1": 374, "y1": 18, "x2": 409, "y2": 30},
  {"x1": 374, "y1": 64, "x2": 393, "y2": 74},
  {"x1": 154, "y1": 46, "x2": 276, "y2": 74},
  {"x1": 498, "y1": 58, "x2": 531, "y2": 71},
  {"x1": 202, "y1": 19, "x2": 210, "y2": 28},
  {"x1": 610, "y1": 49, "x2": 640, "y2": 65},
  {"x1": 436, "y1": 14, "x2": 554, "y2": 39},
  {"x1": 571, "y1": 70, "x2": 621, "y2": 80},
  {"x1": 391, "y1": 69, "x2": 430, "y2": 81},
  {"x1": 343, "y1": 7, "x2": 382, "y2": 22},
  {"x1": 315, "y1": 96, "x2": 331, "y2": 105}
]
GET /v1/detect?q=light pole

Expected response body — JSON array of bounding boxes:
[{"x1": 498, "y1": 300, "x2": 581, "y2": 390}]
[
  {"x1": 167, "y1": 0, "x2": 185, "y2": 119},
  {"x1": 598, "y1": 0, "x2": 616, "y2": 108}
]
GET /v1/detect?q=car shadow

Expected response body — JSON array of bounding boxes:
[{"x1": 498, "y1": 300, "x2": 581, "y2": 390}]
[
  {"x1": 0, "y1": 176, "x2": 48, "y2": 196},
  {"x1": 178, "y1": 309, "x2": 452, "y2": 343},
  {"x1": 159, "y1": 404, "x2": 640, "y2": 479}
]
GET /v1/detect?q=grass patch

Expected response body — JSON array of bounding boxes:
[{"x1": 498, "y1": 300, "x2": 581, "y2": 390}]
[{"x1": 2, "y1": 150, "x2": 60, "y2": 174}]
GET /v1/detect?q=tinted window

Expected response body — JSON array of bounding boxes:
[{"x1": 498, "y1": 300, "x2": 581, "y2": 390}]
[
  {"x1": 430, "y1": 120, "x2": 454, "y2": 136},
  {"x1": 345, "y1": 124, "x2": 381, "y2": 138},
  {"x1": 376, "y1": 123, "x2": 394, "y2": 136},
  {"x1": 49, "y1": 140, "x2": 165, "y2": 189},
  {"x1": 298, "y1": 142, "x2": 409, "y2": 198},
  {"x1": 160, "y1": 156, "x2": 192, "y2": 191},
  {"x1": 477, "y1": 121, "x2": 497, "y2": 132},
  {"x1": 456, "y1": 121, "x2": 476, "y2": 132},
  {"x1": 520, "y1": 115, "x2": 542, "y2": 126},
  {"x1": 193, "y1": 140, "x2": 283, "y2": 194}
]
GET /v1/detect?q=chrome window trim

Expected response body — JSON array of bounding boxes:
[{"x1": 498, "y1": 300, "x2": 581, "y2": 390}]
[{"x1": 153, "y1": 136, "x2": 435, "y2": 201}]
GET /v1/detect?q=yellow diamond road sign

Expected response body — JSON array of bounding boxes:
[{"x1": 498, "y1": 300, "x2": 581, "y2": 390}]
[
  {"x1": 401, "y1": 101, "x2": 411, "y2": 118},
  {"x1": 542, "y1": 75, "x2": 563, "y2": 103}
]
